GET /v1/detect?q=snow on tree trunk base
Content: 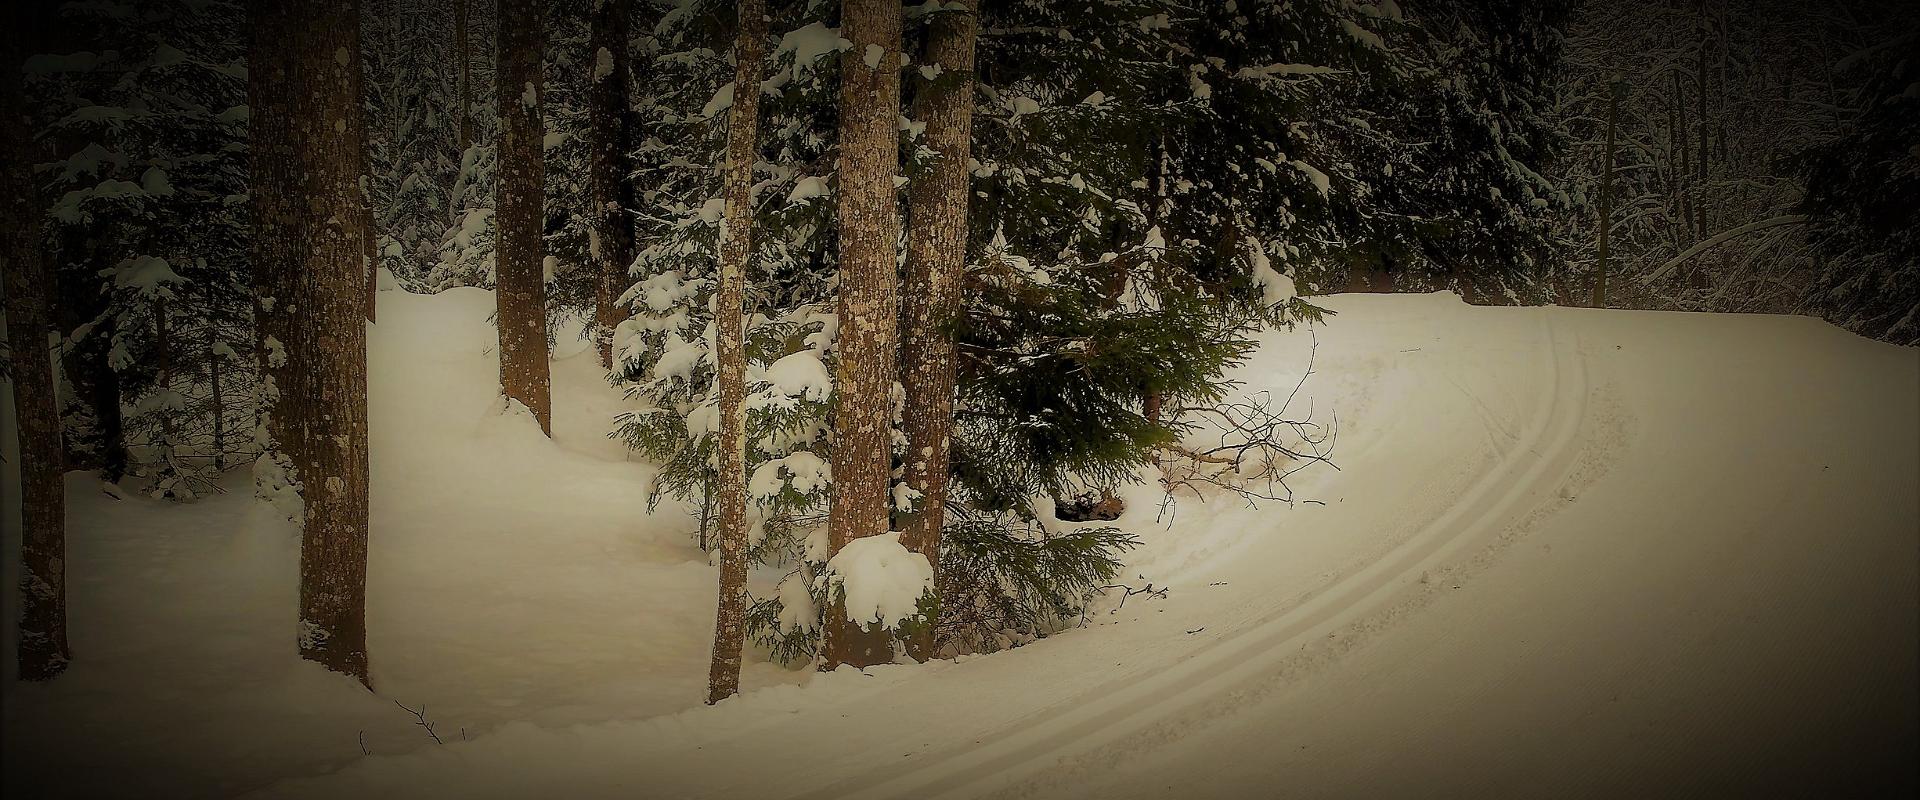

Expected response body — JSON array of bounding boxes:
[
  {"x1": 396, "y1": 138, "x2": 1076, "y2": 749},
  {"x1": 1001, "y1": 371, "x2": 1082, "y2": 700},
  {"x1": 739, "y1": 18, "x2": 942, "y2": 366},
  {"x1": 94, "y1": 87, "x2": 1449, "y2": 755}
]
[
  {"x1": 822, "y1": 532, "x2": 934, "y2": 629},
  {"x1": 820, "y1": 532, "x2": 933, "y2": 669}
]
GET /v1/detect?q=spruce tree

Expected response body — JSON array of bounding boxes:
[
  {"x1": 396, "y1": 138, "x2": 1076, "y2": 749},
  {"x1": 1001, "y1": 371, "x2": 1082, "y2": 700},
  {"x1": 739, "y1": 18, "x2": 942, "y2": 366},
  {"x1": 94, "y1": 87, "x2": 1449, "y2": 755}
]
[
  {"x1": 29, "y1": 0, "x2": 253, "y2": 495},
  {"x1": 1796, "y1": 24, "x2": 1919, "y2": 345}
]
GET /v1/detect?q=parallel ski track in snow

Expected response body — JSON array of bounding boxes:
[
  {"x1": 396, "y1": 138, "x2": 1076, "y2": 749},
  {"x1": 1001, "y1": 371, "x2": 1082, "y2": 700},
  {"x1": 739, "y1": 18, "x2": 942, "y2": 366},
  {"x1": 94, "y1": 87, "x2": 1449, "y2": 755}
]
[{"x1": 798, "y1": 311, "x2": 1592, "y2": 800}]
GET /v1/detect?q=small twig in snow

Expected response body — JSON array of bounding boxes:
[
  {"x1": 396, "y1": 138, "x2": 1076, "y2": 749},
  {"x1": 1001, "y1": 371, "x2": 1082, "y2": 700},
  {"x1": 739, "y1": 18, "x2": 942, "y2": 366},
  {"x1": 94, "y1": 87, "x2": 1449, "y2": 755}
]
[{"x1": 394, "y1": 699, "x2": 444, "y2": 745}]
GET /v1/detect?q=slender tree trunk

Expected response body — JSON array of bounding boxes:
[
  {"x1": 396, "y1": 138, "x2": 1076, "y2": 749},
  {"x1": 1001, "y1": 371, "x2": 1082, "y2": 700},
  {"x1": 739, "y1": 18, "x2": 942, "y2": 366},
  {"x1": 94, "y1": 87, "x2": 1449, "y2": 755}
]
[
  {"x1": 4, "y1": 11, "x2": 72, "y2": 679},
  {"x1": 1673, "y1": 69, "x2": 1691, "y2": 241},
  {"x1": 1695, "y1": 15, "x2": 1710, "y2": 248},
  {"x1": 706, "y1": 0, "x2": 766, "y2": 705},
  {"x1": 60, "y1": 319, "x2": 126, "y2": 481},
  {"x1": 494, "y1": 0, "x2": 552, "y2": 434},
  {"x1": 248, "y1": 0, "x2": 374, "y2": 686},
  {"x1": 357, "y1": 3, "x2": 378, "y2": 322},
  {"x1": 455, "y1": 0, "x2": 472, "y2": 153},
  {"x1": 154, "y1": 296, "x2": 176, "y2": 448},
  {"x1": 823, "y1": 0, "x2": 905, "y2": 671},
  {"x1": 588, "y1": 0, "x2": 635, "y2": 369},
  {"x1": 1593, "y1": 82, "x2": 1618, "y2": 308},
  {"x1": 208, "y1": 328, "x2": 226, "y2": 471},
  {"x1": 363, "y1": 184, "x2": 378, "y2": 322},
  {"x1": 897, "y1": 1, "x2": 976, "y2": 663}
]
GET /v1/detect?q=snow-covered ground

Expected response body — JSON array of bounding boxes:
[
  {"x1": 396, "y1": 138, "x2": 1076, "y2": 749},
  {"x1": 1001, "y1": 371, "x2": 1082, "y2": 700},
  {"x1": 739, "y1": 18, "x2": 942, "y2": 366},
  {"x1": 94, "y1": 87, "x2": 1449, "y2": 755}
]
[{"x1": 5, "y1": 290, "x2": 1915, "y2": 798}]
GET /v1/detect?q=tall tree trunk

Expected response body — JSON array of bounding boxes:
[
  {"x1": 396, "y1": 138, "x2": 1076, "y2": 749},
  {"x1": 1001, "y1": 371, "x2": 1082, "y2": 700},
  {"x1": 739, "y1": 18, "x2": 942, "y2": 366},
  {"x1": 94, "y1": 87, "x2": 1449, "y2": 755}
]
[
  {"x1": 207, "y1": 327, "x2": 226, "y2": 471},
  {"x1": 357, "y1": 2, "x2": 378, "y2": 323},
  {"x1": 897, "y1": 1, "x2": 976, "y2": 663},
  {"x1": 60, "y1": 319, "x2": 126, "y2": 481},
  {"x1": 706, "y1": 0, "x2": 766, "y2": 705},
  {"x1": 494, "y1": 0, "x2": 552, "y2": 434},
  {"x1": 455, "y1": 0, "x2": 472, "y2": 153},
  {"x1": 363, "y1": 180, "x2": 378, "y2": 322},
  {"x1": 154, "y1": 296, "x2": 175, "y2": 448},
  {"x1": 248, "y1": 0, "x2": 374, "y2": 686},
  {"x1": 3, "y1": 10, "x2": 72, "y2": 679},
  {"x1": 823, "y1": 0, "x2": 905, "y2": 671},
  {"x1": 588, "y1": 0, "x2": 636, "y2": 369},
  {"x1": 1673, "y1": 69, "x2": 1691, "y2": 241},
  {"x1": 1593, "y1": 82, "x2": 1618, "y2": 308},
  {"x1": 1695, "y1": 13, "x2": 1710, "y2": 247}
]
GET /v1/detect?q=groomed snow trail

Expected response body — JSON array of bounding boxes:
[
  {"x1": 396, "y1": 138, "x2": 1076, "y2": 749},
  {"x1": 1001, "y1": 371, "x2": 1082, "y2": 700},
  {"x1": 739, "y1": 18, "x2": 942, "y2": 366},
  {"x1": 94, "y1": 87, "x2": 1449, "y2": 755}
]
[
  {"x1": 257, "y1": 294, "x2": 1916, "y2": 799},
  {"x1": 805, "y1": 313, "x2": 1593, "y2": 800},
  {"x1": 9, "y1": 291, "x2": 1913, "y2": 799}
]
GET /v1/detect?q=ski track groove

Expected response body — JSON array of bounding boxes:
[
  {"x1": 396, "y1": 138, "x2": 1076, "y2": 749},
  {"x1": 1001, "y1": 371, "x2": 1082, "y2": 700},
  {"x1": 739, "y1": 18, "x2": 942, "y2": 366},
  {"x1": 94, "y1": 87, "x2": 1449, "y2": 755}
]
[{"x1": 792, "y1": 310, "x2": 1593, "y2": 800}]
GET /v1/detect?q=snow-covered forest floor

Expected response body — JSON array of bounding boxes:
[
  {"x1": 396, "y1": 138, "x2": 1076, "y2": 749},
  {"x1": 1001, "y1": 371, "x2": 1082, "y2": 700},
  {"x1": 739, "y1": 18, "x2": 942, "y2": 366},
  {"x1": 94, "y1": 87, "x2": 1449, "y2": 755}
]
[{"x1": 5, "y1": 287, "x2": 1916, "y2": 798}]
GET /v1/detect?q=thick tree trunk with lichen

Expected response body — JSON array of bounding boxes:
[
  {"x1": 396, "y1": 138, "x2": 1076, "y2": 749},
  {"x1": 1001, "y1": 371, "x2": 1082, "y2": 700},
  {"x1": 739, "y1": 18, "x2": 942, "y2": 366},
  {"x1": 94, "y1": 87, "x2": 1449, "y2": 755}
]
[
  {"x1": 897, "y1": 0, "x2": 977, "y2": 663},
  {"x1": 706, "y1": 0, "x2": 766, "y2": 705},
  {"x1": 4, "y1": 10, "x2": 72, "y2": 680},
  {"x1": 823, "y1": 0, "x2": 905, "y2": 671},
  {"x1": 495, "y1": 0, "x2": 552, "y2": 434},
  {"x1": 248, "y1": 0, "x2": 373, "y2": 686},
  {"x1": 588, "y1": 0, "x2": 636, "y2": 368}
]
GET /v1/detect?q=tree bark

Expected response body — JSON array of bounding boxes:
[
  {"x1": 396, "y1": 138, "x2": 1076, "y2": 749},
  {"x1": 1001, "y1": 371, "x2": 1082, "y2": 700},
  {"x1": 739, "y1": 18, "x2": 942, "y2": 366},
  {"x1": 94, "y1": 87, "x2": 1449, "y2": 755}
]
[
  {"x1": 3, "y1": 10, "x2": 72, "y2": 679},
  {"x1": 1593, "y1": 81, "x2": 1618, "y2": 308},
  {"x1": 823, "y1": 0, "x2": 905, "y2": 671},
  {"x1": 248, "y1": 0, "x2": 374, "y2": 686},
  {"x1": 588, "y1": 0, "x2": 636, "y2": 369},
  {"x1": 706, "y1": 0, "x2": 766, "y2": 705},
  {"x1": 897, "y1": 1, "x2": 976, "y2": 663},
  {"x1": 494, "y1": 0, "x2": 552, "y2": 434}
]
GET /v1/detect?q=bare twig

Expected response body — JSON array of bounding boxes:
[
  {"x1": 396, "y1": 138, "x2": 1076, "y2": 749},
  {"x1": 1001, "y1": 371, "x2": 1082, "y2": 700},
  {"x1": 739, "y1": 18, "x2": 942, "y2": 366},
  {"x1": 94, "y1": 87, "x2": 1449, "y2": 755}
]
[
  {"x1": 1101, "y1": 580, "x2": 1170, "y2": 612},
  {"x1": 1157, "y1": 331, "x2": 1339, "y2": 515},
  {"x1": 394, "y1": 699, "x2": 444, "y2": 745}
]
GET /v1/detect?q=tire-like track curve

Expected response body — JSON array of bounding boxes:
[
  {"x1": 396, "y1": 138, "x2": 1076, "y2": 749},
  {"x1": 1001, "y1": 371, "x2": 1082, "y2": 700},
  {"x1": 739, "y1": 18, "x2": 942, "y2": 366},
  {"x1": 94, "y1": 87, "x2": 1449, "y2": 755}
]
[{"x1": 796, "y1": 312, "x2": 1592, "y2": 800}]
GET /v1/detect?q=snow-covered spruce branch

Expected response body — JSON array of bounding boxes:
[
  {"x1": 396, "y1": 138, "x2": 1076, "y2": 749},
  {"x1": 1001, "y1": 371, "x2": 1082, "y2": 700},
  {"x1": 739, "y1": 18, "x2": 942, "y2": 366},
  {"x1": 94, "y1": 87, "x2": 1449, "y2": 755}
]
[{"x1": 1636, "y1": 215, "x2": 1809, "y2": 286}]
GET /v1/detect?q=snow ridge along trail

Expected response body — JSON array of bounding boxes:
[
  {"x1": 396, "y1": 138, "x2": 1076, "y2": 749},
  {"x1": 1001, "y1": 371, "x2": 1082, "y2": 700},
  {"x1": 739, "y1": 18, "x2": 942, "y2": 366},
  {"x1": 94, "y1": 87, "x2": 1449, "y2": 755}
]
[{"x1": 808, "y1": 310, "x2": 1593, "y2": 800}]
